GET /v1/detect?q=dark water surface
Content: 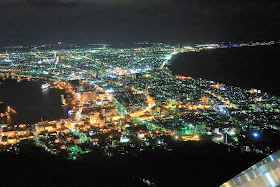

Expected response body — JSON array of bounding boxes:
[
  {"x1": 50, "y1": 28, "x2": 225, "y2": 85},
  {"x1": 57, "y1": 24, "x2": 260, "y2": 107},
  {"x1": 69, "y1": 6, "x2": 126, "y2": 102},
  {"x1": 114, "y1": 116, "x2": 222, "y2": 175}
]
[
  {"x1": 0, "y1": 80, "x2": 67, "y2": 124},
  {"x1": 169, "y1": 44, "x2": 280, "y2": 96}
]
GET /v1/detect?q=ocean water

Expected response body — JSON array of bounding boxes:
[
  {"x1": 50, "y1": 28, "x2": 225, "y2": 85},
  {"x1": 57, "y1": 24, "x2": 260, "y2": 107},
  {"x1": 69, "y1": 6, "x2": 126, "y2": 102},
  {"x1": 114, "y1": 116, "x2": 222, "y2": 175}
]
[
  {"x1": 169, "y1": 44, "x2": 280, "y2": 96},
  {"x1": 0, "y1": 80, "x2": 67, "y2": 124}
]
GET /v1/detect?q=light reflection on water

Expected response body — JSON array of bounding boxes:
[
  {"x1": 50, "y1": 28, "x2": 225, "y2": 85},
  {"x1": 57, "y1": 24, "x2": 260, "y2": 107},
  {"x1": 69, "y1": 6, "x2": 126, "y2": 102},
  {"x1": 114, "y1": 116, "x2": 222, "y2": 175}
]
[{"x1": 0, "y1": 81, "x2": 67, "y2": 124}]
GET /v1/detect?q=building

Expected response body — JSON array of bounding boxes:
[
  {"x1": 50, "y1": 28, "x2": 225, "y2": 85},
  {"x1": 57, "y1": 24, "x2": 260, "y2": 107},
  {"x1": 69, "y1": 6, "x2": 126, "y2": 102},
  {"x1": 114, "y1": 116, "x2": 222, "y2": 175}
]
[
  {"x1": 90, "y1": 112, "x2": 100, "y2": 125},
  {"x1": 201, "y1": 96, "x2": 209, "y2": 104}
]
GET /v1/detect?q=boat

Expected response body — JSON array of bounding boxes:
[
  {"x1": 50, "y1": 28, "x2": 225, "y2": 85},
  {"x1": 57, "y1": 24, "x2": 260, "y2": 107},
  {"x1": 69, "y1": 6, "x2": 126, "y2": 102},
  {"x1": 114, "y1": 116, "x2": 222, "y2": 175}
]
[{"x1": 41, "y1": 83, "x2": 50, "y2": 90}]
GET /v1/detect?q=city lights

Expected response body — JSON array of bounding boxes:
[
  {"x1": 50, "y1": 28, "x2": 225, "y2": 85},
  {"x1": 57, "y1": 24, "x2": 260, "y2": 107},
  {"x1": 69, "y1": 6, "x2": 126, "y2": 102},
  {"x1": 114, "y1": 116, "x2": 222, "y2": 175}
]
[
  {"x1": 0, "y1": 41, "x2": 279, "y2": 161},
  {"x1": 253, "y1": 132, "x2": 260, "y2": 138}
]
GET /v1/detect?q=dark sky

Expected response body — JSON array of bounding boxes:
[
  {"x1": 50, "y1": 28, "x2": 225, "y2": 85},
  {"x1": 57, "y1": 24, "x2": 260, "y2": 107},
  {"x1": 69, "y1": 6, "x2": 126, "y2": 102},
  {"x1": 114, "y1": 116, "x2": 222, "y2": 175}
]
[{"x1": 1, "y1": 0, "x2": 280, "y2": 45}]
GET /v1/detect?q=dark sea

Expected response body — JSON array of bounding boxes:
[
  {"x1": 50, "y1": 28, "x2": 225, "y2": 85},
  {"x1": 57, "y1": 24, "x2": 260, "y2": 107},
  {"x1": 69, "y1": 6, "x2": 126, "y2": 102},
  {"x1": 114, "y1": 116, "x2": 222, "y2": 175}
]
[
  {"x1": 0, "y1": 80, "x2": 67, "y2": 124},
  {"x1": 169, "y1": 44, "x2": 280, "y2": 97}
]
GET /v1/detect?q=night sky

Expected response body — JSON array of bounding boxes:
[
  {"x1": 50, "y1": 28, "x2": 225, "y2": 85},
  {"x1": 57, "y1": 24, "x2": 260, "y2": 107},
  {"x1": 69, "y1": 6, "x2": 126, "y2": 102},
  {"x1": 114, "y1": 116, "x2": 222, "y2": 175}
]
[{"x1": 1, "y1": 0, "x2": 280, "y2": 45}]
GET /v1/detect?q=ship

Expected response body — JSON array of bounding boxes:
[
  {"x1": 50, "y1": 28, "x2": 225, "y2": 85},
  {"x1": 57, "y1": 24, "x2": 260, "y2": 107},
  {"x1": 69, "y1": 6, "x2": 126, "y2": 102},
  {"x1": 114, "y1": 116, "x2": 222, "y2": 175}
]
[{"x1": 41, "y1": 83, "x2": 50, "y2": 90}]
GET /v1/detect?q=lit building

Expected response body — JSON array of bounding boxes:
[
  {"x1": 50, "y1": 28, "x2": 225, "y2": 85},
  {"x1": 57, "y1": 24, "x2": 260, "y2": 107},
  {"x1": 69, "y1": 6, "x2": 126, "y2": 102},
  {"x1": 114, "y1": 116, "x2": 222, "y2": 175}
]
[
  {"x1": 90, "y1": 112, "x2": 100, "y2": 125},
  {"x1": 201, "y1": 96, "x2": 209, "y2": 104}
]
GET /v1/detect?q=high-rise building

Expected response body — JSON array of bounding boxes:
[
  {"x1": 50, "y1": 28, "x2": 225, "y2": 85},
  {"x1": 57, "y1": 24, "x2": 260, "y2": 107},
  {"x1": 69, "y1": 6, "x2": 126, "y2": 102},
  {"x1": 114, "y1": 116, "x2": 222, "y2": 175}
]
[{"x1": 99, "y1": 116, "x2": 105, "y2": 127}]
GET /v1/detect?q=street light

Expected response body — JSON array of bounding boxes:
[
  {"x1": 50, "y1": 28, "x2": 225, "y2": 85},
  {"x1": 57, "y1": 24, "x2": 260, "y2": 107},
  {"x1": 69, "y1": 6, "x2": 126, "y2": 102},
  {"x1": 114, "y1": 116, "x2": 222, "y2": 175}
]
[{"x1": 253, "y1": 132, "x2": 259, "y2": 138}]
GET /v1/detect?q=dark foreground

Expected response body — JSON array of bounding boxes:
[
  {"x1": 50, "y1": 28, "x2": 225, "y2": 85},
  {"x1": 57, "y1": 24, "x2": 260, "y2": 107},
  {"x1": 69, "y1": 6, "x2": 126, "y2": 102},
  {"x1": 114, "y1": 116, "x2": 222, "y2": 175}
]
[{"x1": 0, "y1": 140, "x2": 264, "y2": 187}]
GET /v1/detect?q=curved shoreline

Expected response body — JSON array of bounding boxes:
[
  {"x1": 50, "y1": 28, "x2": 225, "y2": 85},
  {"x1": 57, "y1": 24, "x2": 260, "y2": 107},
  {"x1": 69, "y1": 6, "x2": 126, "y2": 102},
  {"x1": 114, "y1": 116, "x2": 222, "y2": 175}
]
[
  {"x1": 0, "y1": 77, "x2": 66, "y2": 124},
  {"x1": 168, "y1": 44, "x2": 280, "y2": 97}
]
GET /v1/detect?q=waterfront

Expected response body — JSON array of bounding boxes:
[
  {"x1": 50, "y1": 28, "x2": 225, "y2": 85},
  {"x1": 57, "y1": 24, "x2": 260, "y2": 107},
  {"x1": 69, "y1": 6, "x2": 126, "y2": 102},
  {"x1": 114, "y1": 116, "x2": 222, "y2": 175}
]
[
  {"x1": 0, "y1": 78, "x2": 266, "y2": 186},
  {"x1": 0, "y1": 79, "x2": 67, "y2": 124},
  {"x1": 0, "y1": 42, "x2": 279, "y2": 186}
]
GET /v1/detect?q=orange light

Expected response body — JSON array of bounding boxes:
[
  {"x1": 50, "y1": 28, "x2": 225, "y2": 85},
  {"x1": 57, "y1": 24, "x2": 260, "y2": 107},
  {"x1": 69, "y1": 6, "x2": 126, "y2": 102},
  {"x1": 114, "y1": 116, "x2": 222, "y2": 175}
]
[{"x1": 210, "y1": 84, "x2": 220, "y2": 89}]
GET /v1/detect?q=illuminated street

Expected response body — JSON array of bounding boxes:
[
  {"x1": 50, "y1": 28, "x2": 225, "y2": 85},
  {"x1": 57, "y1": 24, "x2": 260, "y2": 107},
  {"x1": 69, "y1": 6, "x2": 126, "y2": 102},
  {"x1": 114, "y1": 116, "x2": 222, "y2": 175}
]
[{"x1": 0, "y1": 42, "x2": 280, "y2": 160}]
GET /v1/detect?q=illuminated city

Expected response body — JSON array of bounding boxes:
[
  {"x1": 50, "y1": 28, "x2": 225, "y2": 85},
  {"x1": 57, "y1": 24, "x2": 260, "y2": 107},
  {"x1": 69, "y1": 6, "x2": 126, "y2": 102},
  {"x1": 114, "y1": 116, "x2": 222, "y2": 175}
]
[
  {"x1": 1, "y1": 1, "x2": 280, "y2": 186},
  {"x1": 1, "y1": 41, "x2": 280, "y2": 160}
]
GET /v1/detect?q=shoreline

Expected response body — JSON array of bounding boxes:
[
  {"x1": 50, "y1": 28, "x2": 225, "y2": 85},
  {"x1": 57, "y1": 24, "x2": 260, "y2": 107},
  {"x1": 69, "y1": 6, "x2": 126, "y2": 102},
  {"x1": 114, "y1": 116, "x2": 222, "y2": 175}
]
[
  {"x1": 0, "y1": 78, "x2": 67, "y2": 124},
  {"x1": 168, "y1": 44, "x2": 280, "y2": 97}
]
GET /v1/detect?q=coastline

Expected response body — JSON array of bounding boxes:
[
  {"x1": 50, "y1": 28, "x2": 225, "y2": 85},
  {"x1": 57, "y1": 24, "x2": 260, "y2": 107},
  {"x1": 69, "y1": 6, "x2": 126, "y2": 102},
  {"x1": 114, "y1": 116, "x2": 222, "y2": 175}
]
[
  {"x1": 168, "y1": 44, "x2": 280, "y2": 97},
  {"x1": 0, "y1": 79, "x2": 66, "y2": 124}
]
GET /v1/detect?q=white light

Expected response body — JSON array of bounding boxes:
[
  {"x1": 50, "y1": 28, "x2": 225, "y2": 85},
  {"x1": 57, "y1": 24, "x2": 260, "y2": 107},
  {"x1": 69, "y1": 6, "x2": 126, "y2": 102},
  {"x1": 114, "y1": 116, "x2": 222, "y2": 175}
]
[
  {"x1": 106, "y1": 88, "x2": 114, "y2": 93},
  {"x1": 120, "y1": 137, "x2": 130, "y2": 143},
  {"x1": 130, "y1": 69, "x2": 138, "y2": 74},
  {"x1": 165, "y1": 55, "x2": 171, "y2": 60},
  {"x1": 76, "y1": 93, "x2": 81, "y2": 99},
  {"x1": 219, "y1": 108, "x2": 226, "y2": 114}
]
